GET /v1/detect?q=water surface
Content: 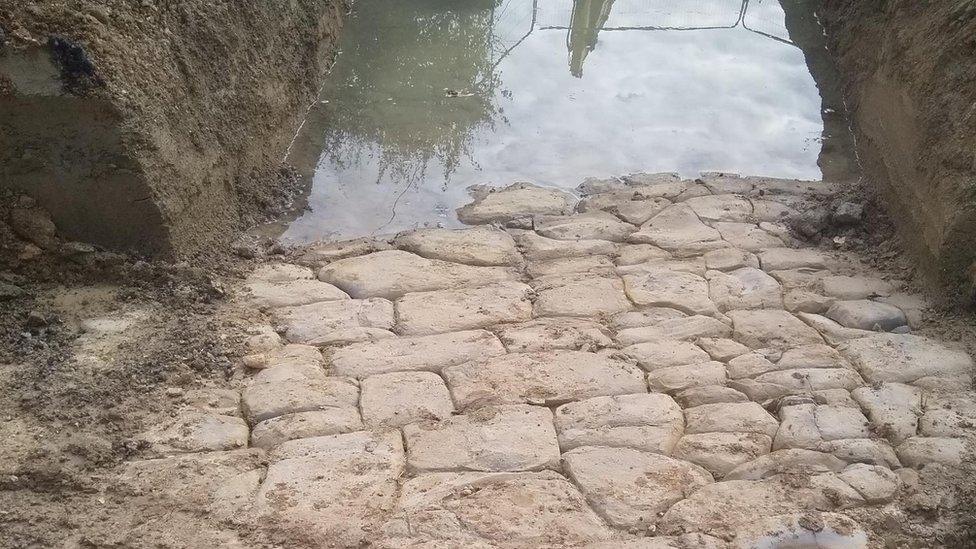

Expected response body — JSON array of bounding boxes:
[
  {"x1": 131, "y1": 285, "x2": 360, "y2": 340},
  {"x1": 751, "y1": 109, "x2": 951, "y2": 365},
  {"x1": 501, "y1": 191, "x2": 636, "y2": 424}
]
[{"x1": 278, "y1": 0, "x2": 856, "y2": 241}]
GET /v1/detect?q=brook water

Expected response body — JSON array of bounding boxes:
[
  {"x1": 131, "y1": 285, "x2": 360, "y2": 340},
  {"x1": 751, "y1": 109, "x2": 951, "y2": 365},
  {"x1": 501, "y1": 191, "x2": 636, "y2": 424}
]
[{"x1": 277, "y1": 0, "x2": 857, "y2": 242}]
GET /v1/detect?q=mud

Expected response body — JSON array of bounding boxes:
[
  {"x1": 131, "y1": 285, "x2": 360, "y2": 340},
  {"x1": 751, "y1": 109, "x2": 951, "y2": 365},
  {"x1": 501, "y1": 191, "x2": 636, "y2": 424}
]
[
  {"x1": 820, "y1": 0, "x2": 976, "y2": 297},
  {"x1": 0, "y1": 0, "x2": 345, "y2": 257}
]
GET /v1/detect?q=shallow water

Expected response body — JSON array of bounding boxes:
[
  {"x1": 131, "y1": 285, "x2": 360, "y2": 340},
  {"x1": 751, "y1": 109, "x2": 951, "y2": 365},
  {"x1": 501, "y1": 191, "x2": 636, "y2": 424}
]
[{"x1": 278, "y1": 0, "x2": 857, "y2": 242}]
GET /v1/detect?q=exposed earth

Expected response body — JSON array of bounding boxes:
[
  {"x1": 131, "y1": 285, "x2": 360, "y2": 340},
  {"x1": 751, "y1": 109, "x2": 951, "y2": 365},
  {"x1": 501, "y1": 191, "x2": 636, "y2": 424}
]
[{"x1": 2, "y1": 174, "x2": 975, "y2": 548}]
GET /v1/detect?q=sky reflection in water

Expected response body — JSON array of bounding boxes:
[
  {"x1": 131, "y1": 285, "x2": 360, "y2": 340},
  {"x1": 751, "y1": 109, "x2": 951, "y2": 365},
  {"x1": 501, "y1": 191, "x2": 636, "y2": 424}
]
[{"x1": 281, "y1": 0, "x2": 854, "y2": 242}]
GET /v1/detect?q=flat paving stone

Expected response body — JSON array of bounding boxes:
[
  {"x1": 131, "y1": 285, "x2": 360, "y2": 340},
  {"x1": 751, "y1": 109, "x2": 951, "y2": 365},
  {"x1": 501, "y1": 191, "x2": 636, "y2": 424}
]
[
  {"x1": 773, "y1": 404, "x2": 871, "y2": 451},
  {"x1": 620, "y1": 339, "x2": 711, "y2": 371},
  {"x1": 250, "y1": 343, "x2": 323, "y2": 371},
  {"x1": 318, "y1": 250, "x2": 516, "y2": 299},
  {"x1": 824, "y1": 438, "x2": 901, "y2": 468},
  {"x1": 821, "y1": 275, "x2": 895, "y2": 300},
  {"x1": 526, "y1": 255, "x2": 615, "y2": 278},
  {"x1": 329, "y1": 329, "x2": 505, "y2": 377},
  {"x1": 623, "y1": 268, "x2": 719, "y2": 316},
  {"x1": 724, "y1": 449, "x2": 848, "y2": 480},
  {"x1": 647, "y1": 361, "x2": 728, "y2": 393},
  {"x1": 554, "y1": 393, "x2": 684, "y2": 453},
  {"x1": 728, "y1": 309, "x2": 824, "y2": 349},
  {"x1": 245, "y1": 263, "x2": 350, "y2": 308},
  {"x1": 443, "y1": 350, "x2": 647, "y2": 410},
  {"x1": 685, "y1": 194, "x2": 754, "y2": 222},
  {"x1": 577, "y1": 189, "x2": 673, "y2": 225},
  {"x1": 707, "y1": 267, "x2": 783, "y2": 312},
  {"x1": 852, "y1": 383, "x2": 923, "y2": 444},
  {"x1": 684, "y1": 402, "x2": 779, "y2": 438},
  {"x1": 142, "y1": 412, "x2": 248, "y2": 455},
  {"x1": 757, "y1": 247, "x2": 830, "y2": 271},
  {"x1": 697, "y1": 337, "x2": 751, "y2": 361},
  {"x1": 752, "y1": 368, "x2": 864, "y2": 393},
  {"x1": 495, "y1": 317, "x2": 614, "y2": 352},
  {"x1": 380, "y1": 471, "x2": 612, "y2": 548},
  {"x1": 896, "y1": 436, "x2": 966, "y2": 467},
  {"x1": 396, "y1": 282, "x2": 533, "y2": 336},
  {"x1": 703, "y1": 248, "x2": 760, "y2": 271},
  {"x1": 675, "y1": 385, "x2": 750, "y2": 408},
  {"x1": 826, "y1": 299, "x2": 907, "y2": 331},
  {"x1": 242, "y1": 377, "x2": 359, "y2": 424},
  {"x1": 535, "y1": 211, "x2": 636, "y2": 242},
  {"x1": 616, "y1": 315, "x2": 732, "y2": 345},
  {"x1": 562, "y1": 446, "x2": 713, "y2": 530},
  {"x1": 514, "y1": 230, "x2": 618, "y2": 261},
  {"x1": 839, "y1": 333, "x2": 974, "y2": 385},
  {"x1": 673, "y1": 432, "x2": 772, "y2": 478},
  {"x1": 403, "y1": 405, "x2": 560, "y2": 472},
  {"x1": 255, "y1": 432, "x2": 404, "y2": 547},
  {"x1": 612, "y1": 308, "x2": 687, "y2": 329},
  {"x1": 616, "y1": 244, "x2": 672, "y2": 265},
  {"x1": 456, "y1": 182, "x2": 577, "y2": 225},
  {"x1": 392, "y1": 226, "x2": 522, "y2": 266},
  {"x1": 629, "y1": 203, "x2": 723, "y2": 251},
  {"x1": 713, "y1": 222, "x2": 785, "y2": 251},
  {"x1": 533, "y1": 275, "x2": 632, "y2": 317},
  {"x1": 361, "y1": 371, "x2": 454, "y2": 428},
  {"x1": 250, "y1": 409, "x2": 364, "y2": 449},
  {"x1": 838, "y1": 463, "x2": 900, "y2": 503},
  {"x1": 277, "y1": 298, "x2": 395, "y2": 346}
]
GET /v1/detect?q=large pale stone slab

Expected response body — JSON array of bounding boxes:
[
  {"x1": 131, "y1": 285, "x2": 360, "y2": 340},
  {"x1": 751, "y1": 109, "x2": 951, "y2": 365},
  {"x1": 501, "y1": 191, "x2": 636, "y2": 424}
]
[
  {"x1": 392, "y1": 226, "x2": 521, "y2": 266},
  {"x1": 629, "y1": 203, "x2": 723, "y2": 251},
  {"x1": 757, "y1": 248, "x2": 830, "y2": 271},
  {"x1": 533, "y1": 275, "x2": 632, "y2": 317},
  {"x1": 242, "y1": 377, "x2": 359, "y2": 424},
  {"x1": 822, "y1": 275, "x2": 895, "y2": 300},
  {"x1": 496, "y1": 318, "x2": 614, "y2": 352},
  {"x1": 329, "y1": 329, "x2": 505, "y2": 377},
  {"x1": 839, "y1": 333, "x2": 974, "y2": 385},
  {"x1": 526, "y1": 255, "x2": 614, "y2": 278},
  {"x1": 658, "y1": 477, "x2": 848, "y2": 539},
  {"x1": 707, "y1": 267, "x2": 783, "y2": 312},
  {"x1": 142, "y1": 412, "x2": 248, "y2": 455},
  {"x1": 685, "y1": 402, "x2": 779, "y2": 438},
  {"x1": 612, "y1": 307, "x2": 687, "y2": 329},
  {"x1": 245, "y1": 263, "x2": 349, "y2": 308},
  {"x1": 396, "y1": 282, "x2": 533, "y2": 336},
  {"x1": 277, "y1": 298, "x2": 395, "y2": 346},
  {"x1": 577, "y1": 188, "x2": 672, "y2": 224},
  {"x1": 675, "y1": 385, "x2": 750, "y2": 408},
  {"x1": 773, "y1": 404, "x2": 871, "y2": 451},
  {"x1": 704, "y1": 248, "x2": 760, "y2": 271},
  {"x1": 621, "y1": 339, "x2": 711, "y2": 371},
  {"x1": 826, "y1": 300, "x2": 907, "y2": 331},
  {"x1": 362, "y1": 371, "x2": 454, "y2": 428},
  {"x1": 563, "y1": 446, "x2": 713, "y2": 530},
  {"x1": 623, "y1": 269, "x2": 718, "y2": 316},
  {"x1": 250, "y1": 409, "x2": 364, "y2": 449},
  {"x1": 245, "y1": 342, "x2": 322, "y2": 371},
  {"x1": 838, "y1": 463, "x2": 900, "y2": 503},
  {"x1": 255, "y1": 432, "x2": 404, "y2": 547},
  {"x1": 753, "y1": 368, "x2": 864, "y2": 392},
  {"x1": 443, "y1": 351, "x2": 647, "y2": 410},
  {"x1": 457, "y1": 182, "x2": 577, "y2": 225},
  {"x1": 616, "y1": 315, "x2": 732, "y2": 345},
  {"x1": 404, "y1": 405, "x2": 560, "y2": 472},
  {"x1": 697, "y1": 337, "x2": 751, "y2": 361},
  {"x1": 535, "y1": 211, "x2": 636, "y2": 242},
  {"x1": 724, "y1": 449, "x2": 848, "y2": 480},
  {"x1": 380, "y1": 471, "x2": 612, "y2": 547},
  {"x1": 896, "y1": 437, "x2": 966, "y2": 468},
  {"x1": 616, "y1": 244, "x2": 672, "y2": 265},
  {"x1": 851, "y1": 383, "x2": 922, "y2": 443},
  {"x1": 554, "y1": 393, "x2": 684, "y2": 453},
  {"x1": 647, "y1": 361, "x2": 728, "y2": 393},
  {"x1": 318, "y1": 250, "x2": 515, "y2": 299},
  {"x1": 713, "y1": 222, "x2": 785, "y2": 251},
  {"x1": 514, "y1": 230, "x2": 618, "y2": 261},
  {"x1": 685, "y1": 194, "x2": 754, "y2": 222},
  {"x1": 673, "y1": 432, "x2": 772, "y2": 477},
  {"x1": 728, "y1": 309, "x2": 824, "y2": 349},
  {"x1": 119, "y1": 449, "x2": 265, "y2": 522}
]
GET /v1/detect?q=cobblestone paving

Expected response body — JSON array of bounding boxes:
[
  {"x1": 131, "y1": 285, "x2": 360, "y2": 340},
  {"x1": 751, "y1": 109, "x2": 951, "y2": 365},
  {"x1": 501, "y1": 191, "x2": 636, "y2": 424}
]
[{"x1": 127, "y1": 173, "x2": 975, "y2": 547}]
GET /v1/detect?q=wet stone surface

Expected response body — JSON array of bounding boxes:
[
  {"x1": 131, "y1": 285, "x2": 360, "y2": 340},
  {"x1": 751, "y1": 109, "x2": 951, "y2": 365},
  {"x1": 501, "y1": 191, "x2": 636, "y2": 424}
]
[{"x1": 142, "y1": 178, "x2": 975, "y2": 547}]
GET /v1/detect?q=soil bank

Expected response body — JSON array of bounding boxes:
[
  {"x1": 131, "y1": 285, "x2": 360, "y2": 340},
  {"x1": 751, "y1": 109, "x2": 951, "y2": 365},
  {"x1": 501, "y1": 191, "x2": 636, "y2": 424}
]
[
  {"x1": 0, "y1": 0, "x2": 345, "y2": 257},
  {"x1": 820, "y1": 0, "x2": 976, "y2": 297}
]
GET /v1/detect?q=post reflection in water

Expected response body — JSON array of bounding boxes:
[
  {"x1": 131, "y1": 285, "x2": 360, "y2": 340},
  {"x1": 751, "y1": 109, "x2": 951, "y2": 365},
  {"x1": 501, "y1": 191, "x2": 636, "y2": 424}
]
[{"x1": 277, "y1": 0, "x2": 858, "y2": 243}]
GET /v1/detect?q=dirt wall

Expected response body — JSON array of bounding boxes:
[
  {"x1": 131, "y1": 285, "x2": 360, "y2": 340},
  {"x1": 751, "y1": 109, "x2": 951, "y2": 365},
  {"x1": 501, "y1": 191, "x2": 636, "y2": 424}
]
[
  {"x1": 0, "y1": 0, "x2": 345, "y2": 257},
  {"x1": 820, "y1": 1, "x2": 976, "y2": 295}
]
